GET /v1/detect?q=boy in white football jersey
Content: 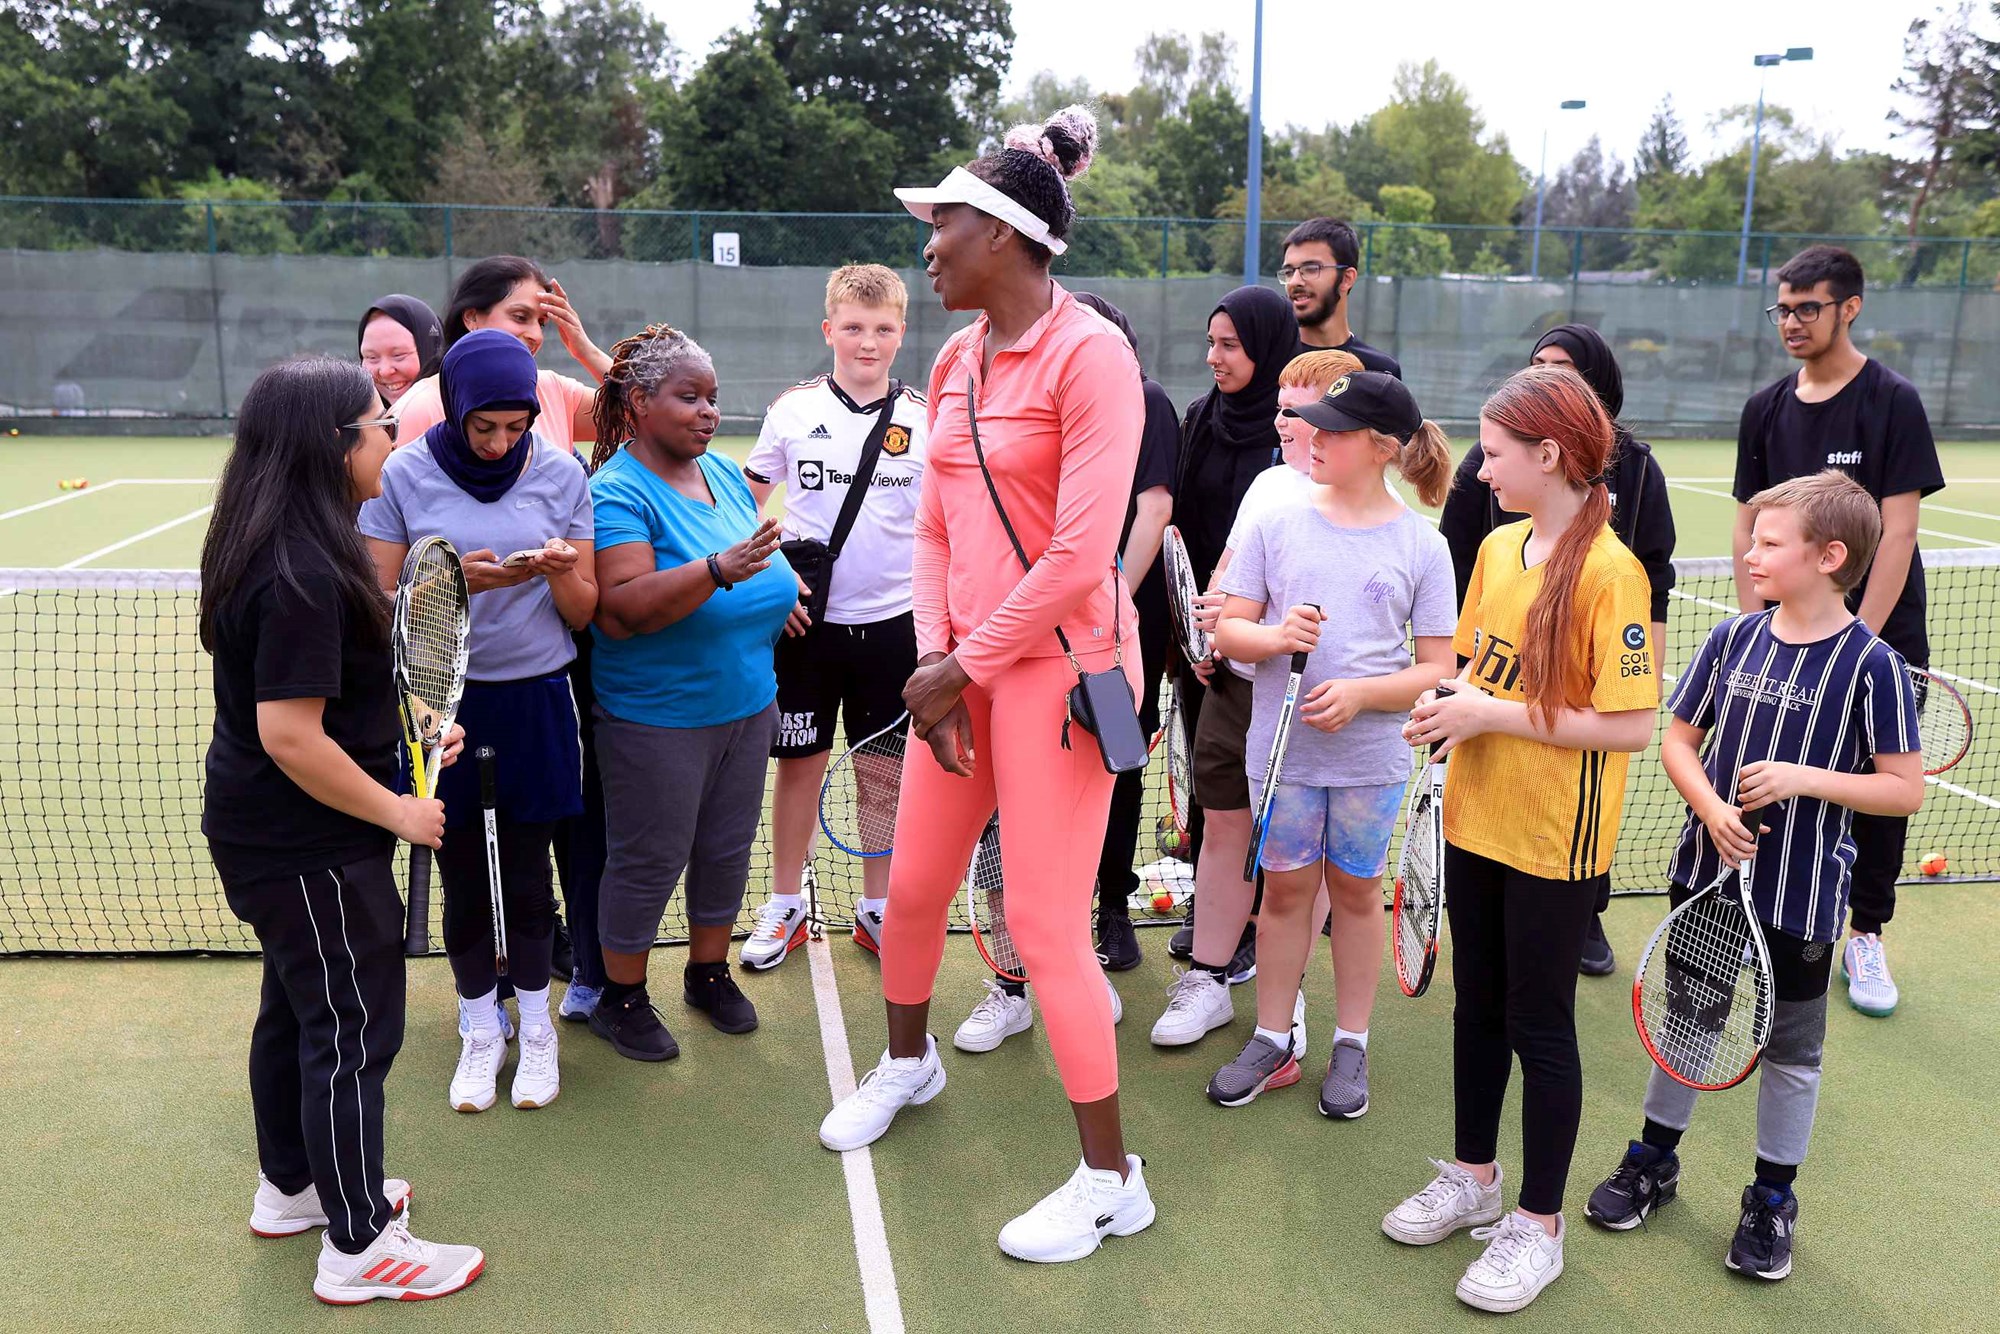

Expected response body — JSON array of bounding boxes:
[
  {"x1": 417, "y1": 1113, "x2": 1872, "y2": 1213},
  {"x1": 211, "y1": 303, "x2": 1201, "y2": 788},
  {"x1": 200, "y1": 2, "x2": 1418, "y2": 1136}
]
[{"x1": 742, "y1": 265, "x2": 927, "y2": 967}]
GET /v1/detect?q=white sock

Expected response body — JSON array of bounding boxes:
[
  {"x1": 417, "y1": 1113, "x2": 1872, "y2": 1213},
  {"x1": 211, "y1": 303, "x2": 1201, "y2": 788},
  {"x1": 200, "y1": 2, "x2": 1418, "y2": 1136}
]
[
  {"x1": 860, "y1": 897, "x2": 888, "y2": 918},
  {"x1": 516, "y1": 984, "x2": 552, "y2": 1034},
  {"x1": 460, "y1": 987, "x2": 501, "y2": 1038},
  {"x1": 1334, "y1": 1026, "x2": 1369, "y2": 1050},
  {"x1": 1254, "y1": 1025, "x2": 1293, "y2": 1050},
  {"x1": 768, "y1": 892, "x2": 803, "y2": 913}
]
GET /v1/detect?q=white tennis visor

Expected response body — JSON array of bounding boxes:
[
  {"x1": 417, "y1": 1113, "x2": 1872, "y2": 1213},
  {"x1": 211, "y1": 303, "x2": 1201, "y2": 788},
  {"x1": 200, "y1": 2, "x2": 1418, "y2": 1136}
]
[{"x1": 894, "y1": 167, "x2": 1068, "y2": 256}]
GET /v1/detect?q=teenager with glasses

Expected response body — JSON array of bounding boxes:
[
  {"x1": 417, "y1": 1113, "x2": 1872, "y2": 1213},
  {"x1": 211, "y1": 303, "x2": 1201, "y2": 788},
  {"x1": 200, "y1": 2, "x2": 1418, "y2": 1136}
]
[
  {"x1": 1733, "y1": 244, "x2": 1944, "y2": 1019},
  {"x1": 1279, "y1": 217, "x2": 1402, "y2": 377}
]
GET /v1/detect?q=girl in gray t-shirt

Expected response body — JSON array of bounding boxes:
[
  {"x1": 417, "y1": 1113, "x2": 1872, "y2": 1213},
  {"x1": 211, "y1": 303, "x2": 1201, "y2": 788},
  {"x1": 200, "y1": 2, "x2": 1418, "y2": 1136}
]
[{"x1": 1207, "y1": 369, "x2": 1456, "y2": 1116}]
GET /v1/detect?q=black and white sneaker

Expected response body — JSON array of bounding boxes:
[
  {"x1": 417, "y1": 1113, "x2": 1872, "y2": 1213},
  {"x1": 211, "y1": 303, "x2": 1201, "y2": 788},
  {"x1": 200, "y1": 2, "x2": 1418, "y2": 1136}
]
[
  {"x1": 588, "y1": 986, "x2": 680, "y2": 1061},
  {"x1": 684, "y1": 963, "x2": 759, "y2": 1034},
  {"x1": 1725, "y1": 1184, "x2": 1796, "y2": 1280},
  {"x1": 1168, "y1": 901, "x2": 1195, "y2": 960},
  {"x1": 1225, "y1": 923, "x2": 1257, "y2": 985},
  {"x1": 1584, "y1": 1141, "x2": 1679, "y2": 1230},
  {"x1": 1579, "y1": 914, "x2": 1615, "y2": 976},
  {"x1": 1096, "y1": 912, "x2": 1142, "y2": 972}
]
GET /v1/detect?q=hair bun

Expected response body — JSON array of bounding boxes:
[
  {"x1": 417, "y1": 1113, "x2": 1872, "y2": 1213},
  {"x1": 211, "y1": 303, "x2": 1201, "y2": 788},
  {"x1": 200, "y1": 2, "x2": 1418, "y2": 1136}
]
[{"x1": 1004, "y1": 104, "x2": 1098, "y2": 183}]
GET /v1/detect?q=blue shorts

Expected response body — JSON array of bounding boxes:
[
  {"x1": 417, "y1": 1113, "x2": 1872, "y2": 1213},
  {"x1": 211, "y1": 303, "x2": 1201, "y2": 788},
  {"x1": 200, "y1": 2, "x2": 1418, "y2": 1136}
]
[{"x1": 1255, "y1": 780, "x2": 1407, "y2": 878}]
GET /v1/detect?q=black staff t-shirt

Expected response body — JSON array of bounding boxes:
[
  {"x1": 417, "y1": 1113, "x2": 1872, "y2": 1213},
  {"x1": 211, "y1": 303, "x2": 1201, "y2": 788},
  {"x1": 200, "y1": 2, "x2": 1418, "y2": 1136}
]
[
  {"x1": 1332, "y1": 334, "x2": 1402, "y2": 379},
  {"x1": 1733, "y1": 359, "x2": 1944, "y2": 664},
  {"x1": 202, "y1": 544, "x2": 400, "y2": 882}
]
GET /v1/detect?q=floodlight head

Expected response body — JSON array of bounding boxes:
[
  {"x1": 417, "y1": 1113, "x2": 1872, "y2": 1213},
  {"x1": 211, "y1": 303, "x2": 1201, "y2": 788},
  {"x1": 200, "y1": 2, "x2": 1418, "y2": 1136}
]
[
  {"x1": 1754, "y1": 53, "x2": 1783, "y2": 67},
  {"x1": 1560, "y1": 99, "x2": 1586, "y2": 110},
  {"x1": 1785, "y1": 47, "x2": 1814, "y2": 61}
]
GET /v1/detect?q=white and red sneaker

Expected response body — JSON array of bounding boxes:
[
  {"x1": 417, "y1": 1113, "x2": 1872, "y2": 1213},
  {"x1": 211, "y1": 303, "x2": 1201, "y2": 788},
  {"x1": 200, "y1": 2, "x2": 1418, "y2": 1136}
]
[
  {"x1": 312, "y1": 1217, "x2": 484, "y2": 1305},
  {"x1": 740, "y1": 898, "x2": 808, "y2": 971},
  {"x1": 250, "y1": 1172, "x2": 410, "y2": 1238}
]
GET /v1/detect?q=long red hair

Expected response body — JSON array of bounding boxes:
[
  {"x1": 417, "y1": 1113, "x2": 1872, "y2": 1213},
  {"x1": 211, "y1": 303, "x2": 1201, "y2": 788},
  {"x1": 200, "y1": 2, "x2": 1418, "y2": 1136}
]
[{"x1": 1480, "y1": 364, "x2": 1614, "y2": 728}]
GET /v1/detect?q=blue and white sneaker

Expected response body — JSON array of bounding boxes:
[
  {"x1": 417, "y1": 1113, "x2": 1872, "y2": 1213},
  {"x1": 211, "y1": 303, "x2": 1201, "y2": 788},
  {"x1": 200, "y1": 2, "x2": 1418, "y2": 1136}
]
[
  {"x1": 1841, "y1": 933, "x2": 1898, "y2": 1017},
  {"x1": 559, "y1": 975, "x2": 600, "y2": 1023},
  {"x1": 458, "y1": 999, "x2": 515, "y2": 1042}
]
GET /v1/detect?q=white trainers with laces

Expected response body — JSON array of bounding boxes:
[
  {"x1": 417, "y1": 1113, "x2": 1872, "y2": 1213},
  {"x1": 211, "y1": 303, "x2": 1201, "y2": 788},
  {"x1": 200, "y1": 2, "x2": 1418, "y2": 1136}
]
[
  {"x1": 1149, "y1": 967, "x2": 1234, "y2": 1046},
  {"x1": 1382, "y1": 1157, "x2": 1506, "y2": 1245},
  {"x1": 819, "y1": 1034, "x2": 947, "y2": 1151},
  {"x1": 739, "y1": 898, "x2": 808, "y2": 972},
  {"x1": 1106, "y1": 973, "x2": 1124, "y2": 1025},
  {"x1": 1290, "y1": 989, "x2": 1307, "y2": 1063},
  {"x1": 997, "y1": 1154, "x2": 1156, "y2": 1263},
  {"x1": 955, "y1": 981, "x2": 1034, "y2": 1052},
  {"x1": 511, "y1": 1025, "x2": 560, "y2": 1109},
  {"x1": 251, "y1": 1172, "x2": 410, "y2": 1238},
  {"x1": 449, "y1": 1029, "x2": 507, "y2": 1113},
  {"x1": 313, "y1": 1217, "x2": 485, "y2": 1304},
  {"x1": 1842, "y1": 932, "x2": 1899, "y2": 1017},
  {"x1": 1456, "y1": 1212, "x2": 1565, "y2": 1313}
]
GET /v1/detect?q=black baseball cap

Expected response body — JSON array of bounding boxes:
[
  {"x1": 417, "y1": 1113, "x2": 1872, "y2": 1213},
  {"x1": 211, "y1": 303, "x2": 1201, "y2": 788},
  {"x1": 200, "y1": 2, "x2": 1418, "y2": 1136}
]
[{"x1": 1281, "y1": 371, "x2": 1423, "y2": 444}]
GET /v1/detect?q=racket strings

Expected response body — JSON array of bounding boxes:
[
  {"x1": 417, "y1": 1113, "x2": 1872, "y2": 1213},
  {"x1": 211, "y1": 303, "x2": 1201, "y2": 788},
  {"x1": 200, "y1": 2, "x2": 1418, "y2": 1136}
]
[
  {"x1": 400, "y1": 555, "x2": 466, "y2": 713},
  {"x1": 1639, "y1": 894, "x2": 1771, "y2": 1086},
  {"x1": 1393, "y1": 792, "x2": 1441, "y2": 986},
  {"x1": 968, "y1": 824, "x2": 1020, "y2": 978},
  {"x1": 823, "y1": 731, "x2": 906, "y2": 857},
  {"x1": 1915, "y1": 676, "x2": 1971, "y2": 768}
]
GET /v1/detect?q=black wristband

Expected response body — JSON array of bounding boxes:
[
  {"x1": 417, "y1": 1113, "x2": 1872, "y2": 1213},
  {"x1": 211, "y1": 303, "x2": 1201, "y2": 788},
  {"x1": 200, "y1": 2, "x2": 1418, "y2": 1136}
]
[{"x1": 706, "y1": 553, "x2": 731, "y2": 590}]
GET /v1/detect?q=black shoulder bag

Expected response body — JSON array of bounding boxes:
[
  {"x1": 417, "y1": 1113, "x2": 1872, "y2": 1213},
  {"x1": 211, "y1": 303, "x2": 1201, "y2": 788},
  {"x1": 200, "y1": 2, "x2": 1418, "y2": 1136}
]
[
  {"x1": 780, "y1": 382, "x2": 901, "y2": 626},
  {"x1": 965, "y1": 376, "x2": 1150, "y2": 774}
]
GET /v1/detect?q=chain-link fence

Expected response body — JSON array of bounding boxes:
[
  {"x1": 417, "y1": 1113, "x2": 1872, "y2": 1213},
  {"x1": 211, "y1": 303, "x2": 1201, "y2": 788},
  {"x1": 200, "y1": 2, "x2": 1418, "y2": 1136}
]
[{"x1": 6, "y1": 197, "x2": 1999, "y2": 432}]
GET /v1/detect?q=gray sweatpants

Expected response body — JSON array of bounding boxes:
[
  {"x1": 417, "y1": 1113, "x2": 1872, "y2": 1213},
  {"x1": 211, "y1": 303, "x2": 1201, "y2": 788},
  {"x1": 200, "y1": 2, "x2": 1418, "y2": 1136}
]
[{"x1": 594, "y1": 702, "x2": 778, "y2": 954}]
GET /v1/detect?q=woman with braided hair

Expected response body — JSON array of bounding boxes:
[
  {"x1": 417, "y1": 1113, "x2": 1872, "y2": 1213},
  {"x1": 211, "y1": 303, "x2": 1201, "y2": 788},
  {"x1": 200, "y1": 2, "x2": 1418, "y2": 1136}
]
[{"x1": 583, "y1": 325, "x2": 807, "y2": 1061}]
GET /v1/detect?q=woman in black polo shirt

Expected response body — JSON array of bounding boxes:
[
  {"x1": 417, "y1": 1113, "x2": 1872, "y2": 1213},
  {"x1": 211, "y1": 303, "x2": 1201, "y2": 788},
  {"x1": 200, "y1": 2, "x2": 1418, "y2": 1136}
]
[{"x1": 198, "y1": 356, "x2": 483, "y2": 1305}]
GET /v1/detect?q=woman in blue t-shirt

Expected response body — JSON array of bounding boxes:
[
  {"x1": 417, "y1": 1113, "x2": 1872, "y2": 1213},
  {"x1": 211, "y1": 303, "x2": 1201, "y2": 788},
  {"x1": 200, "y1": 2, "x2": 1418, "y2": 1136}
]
[
  {"x1": 361, "y1": 330, "x2": 597, "y2": 1116},
  {"x1": 585, "y1": 324, "x2": 804, "y2": 1061}
]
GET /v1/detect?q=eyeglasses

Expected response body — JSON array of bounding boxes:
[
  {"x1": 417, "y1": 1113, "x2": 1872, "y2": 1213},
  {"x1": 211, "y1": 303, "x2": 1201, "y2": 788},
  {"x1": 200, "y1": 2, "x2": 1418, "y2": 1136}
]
[
  {"x1": 1765, "y1": 301, "x2": 1836, "y2": 327},
  {"x1": 1277, "y1": 261, "x2": 1351, "y2": 283},
  {"x1": 342, "y1": 412, "x2": 400, "y2": 432}
]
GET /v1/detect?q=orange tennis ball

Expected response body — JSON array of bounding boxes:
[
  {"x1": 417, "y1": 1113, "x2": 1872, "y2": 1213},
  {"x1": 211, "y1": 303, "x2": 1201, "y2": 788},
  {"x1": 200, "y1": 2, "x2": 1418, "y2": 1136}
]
[
  {"x1": 1921, "y1": 852, "x2": 1948, "y2": 876},
  {"x1": 72, "y1": 477, "x2": 88, "y2": 488},
  {"x1": 7, "y1": 427, "x2": 19, "y2": 436},
  {"x1": 1151, "y1": 890, "x2": 1177, "y2": 913}
]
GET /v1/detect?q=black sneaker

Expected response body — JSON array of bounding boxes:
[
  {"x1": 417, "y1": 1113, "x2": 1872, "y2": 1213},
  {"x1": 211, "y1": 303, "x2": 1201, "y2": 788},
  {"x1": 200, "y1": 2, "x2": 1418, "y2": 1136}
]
[
  {"x1": 1726, "y1": 1184, "x2": 1797, "y2": 1280},
  {"x1": 1225, "y1": 922, "x2": 1257, "y2": 985},
  {"x1": 1585, "y1": 1140, "x2": 1680, "y2": 1229},
  {"x1": 684, "y1": 964, "x2": 759, "y2": 1034},
  {"x1": 551, "y1": 913, "x2": 575, "y2": 979},
  {"x1": 588, "y1": 986, "x2": 680, "y2": 1061},
  {"x1": 1168, "y1": 901, "x2": 1195, "y2": 960},
  {"x1": 1096, "y1": 912, "x2": 1143, "y2": 972},
  {"x1": 1579, "y1": 913, "x2": 1615, "y2": 976}
]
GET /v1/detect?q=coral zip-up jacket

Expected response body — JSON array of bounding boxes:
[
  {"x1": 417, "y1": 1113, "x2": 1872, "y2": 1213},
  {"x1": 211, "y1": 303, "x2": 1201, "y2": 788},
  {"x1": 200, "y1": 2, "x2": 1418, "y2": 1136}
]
[{"x1": 917, "y1": 283, "x2": 1144, "y2": 685}]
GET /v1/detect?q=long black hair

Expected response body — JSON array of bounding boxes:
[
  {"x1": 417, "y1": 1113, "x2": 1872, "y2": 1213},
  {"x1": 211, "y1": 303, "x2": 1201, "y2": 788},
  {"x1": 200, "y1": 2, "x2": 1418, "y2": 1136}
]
[
  {"x1": 199, "y1": 357, "x2": 387, "y2": 651},
  {"x1": 443, "y1": 255, "x2": 551, "y2": 349}
]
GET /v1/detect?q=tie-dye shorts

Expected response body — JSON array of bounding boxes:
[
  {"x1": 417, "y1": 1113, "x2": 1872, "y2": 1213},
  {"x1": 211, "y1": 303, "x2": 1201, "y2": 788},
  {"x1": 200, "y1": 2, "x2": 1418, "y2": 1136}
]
[{"x1": 1253, "y1": 779, "x2": 1408, "y2": 878}]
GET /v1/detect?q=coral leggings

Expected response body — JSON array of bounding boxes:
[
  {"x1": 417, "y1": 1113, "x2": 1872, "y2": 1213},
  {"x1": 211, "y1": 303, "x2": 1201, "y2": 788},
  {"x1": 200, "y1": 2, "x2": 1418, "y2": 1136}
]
[{"x1": 879, "y1": 645, "x2": 1134, "y2": 1104}]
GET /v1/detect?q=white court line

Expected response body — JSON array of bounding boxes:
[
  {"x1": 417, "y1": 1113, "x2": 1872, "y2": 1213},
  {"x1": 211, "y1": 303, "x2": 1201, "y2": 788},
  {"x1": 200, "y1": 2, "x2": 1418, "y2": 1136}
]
[
  {"x1": 0, "y1": 476, "x2": 213, "y2": 523},
  {"x1": 807, "y1": 934, "x2": 906, "y2": 1334},
  {"x1": 58, "y1": 504, "x2": 213, "y2": 570},
  {"x1": 1665, "y1": 480, "x2": 2000, "y2": 548}
]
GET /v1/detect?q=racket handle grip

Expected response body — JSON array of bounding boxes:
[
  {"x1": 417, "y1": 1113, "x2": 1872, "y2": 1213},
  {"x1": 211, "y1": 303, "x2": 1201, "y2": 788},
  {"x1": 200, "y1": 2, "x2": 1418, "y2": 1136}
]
[
  {"x1": 1288, "y1": 602, "x2": 1321, "y2": 673},
  {"x1": 404, "y1": 848, "x2": 432, "y2": 955},
  {"x1": 1427, "y1": 681, "x2": 1455, "y2": 759},
  {"x1": 477, "y1": 745, "x2": 497, "y2": 807}
]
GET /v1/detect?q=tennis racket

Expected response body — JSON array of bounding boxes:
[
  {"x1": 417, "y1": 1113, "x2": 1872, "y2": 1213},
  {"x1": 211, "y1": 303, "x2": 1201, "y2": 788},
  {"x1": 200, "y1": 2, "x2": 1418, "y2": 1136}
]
[
  {"x1": 1632, "y1": 808, "x2": 1776, "y2": 1092},
  {"x1": 1391, "y1": 684, "x2": 1453, "y2": 998},
  {"x1": 1162, "y1": 525, "x2": 1210, "y2": 665},
  {"x1": 1244, "y1": 609, "x2": 1318, "y2": 882},
  {"x1": 963, "y1": 815, "x2": 1024, "y2": 984},
  {"x1": 477, "y1": 745, "x2": 507, "y2": 977},
  {"x1": 1910, "y1": 665, "x2": 1972, "y2": 776},
  {"x1": 393, "y1": 536, "x2": 470, "y2": 956},
  {"x1": 818, "y1": 711, "x2": 910, "y2": 858},
  {"x1": 1151, "y1": 686, "x2": 1194, "y2": 861}
]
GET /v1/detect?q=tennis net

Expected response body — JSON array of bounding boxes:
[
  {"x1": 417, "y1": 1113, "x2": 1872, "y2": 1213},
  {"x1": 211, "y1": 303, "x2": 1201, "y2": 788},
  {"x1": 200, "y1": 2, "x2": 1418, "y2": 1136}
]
[{"x1": 2, "y1": 554, "x2": 1994, "y2": 954}]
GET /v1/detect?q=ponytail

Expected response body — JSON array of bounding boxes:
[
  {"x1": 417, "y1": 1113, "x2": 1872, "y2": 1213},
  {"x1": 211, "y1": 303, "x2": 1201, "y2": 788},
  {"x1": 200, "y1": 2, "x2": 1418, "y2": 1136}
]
[
  {"x1": 1479, "y1": 364, "x2": 1615, "y2": 729},
  {"x1": 1395, "y1": 420, "x2": 1454, "y2": 509}
]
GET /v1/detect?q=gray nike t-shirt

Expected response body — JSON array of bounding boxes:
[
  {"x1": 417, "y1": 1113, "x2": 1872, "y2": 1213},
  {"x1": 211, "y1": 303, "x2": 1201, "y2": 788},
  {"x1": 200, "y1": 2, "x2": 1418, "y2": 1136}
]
[{"x1": 1221, "y1": 499, "x2": 1456, "y2": 788}]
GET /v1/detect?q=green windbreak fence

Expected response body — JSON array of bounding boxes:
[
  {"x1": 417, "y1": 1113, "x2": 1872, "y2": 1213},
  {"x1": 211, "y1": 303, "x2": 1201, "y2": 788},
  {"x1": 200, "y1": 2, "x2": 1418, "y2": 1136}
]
[{"x1": 4, "y1": 197, "x2": 1999, "y2": 433}]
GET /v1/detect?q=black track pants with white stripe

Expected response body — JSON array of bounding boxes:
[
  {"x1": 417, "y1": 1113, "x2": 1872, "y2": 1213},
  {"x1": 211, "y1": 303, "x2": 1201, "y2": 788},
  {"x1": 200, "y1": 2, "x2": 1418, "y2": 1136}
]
[{"x1": 223, "y1": 851, "x2": 407, "y2": 1254}]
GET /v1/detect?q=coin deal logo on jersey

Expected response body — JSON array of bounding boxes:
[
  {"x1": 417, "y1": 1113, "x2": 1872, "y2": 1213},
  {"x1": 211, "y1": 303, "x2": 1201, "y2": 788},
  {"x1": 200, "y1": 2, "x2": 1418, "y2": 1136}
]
[
  {"x1": 1622, "y1": 623, "x2": 1646, "y2": 650},
  {"x1": 883, "y1": 424, "x2": 911, "y2": 457}
]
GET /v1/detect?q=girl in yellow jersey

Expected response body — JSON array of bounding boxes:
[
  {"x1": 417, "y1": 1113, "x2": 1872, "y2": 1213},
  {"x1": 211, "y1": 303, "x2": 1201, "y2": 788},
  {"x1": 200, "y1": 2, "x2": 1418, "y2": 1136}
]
[{"x1": 1382, "y1": 364, "x2": 1659, "y2": 1314}]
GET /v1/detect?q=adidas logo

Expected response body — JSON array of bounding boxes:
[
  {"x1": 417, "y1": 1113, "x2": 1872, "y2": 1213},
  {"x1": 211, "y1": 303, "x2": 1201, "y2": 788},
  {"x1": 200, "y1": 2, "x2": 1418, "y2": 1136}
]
[{"x1": 808, "y1": 424, "x2": 832, "y2": 439}]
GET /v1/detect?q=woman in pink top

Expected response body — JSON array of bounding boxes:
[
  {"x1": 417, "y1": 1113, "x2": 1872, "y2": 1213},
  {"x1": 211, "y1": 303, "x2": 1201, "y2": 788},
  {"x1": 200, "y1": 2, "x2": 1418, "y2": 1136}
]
[
  {"x1": 815, "y1": 108, "x2": 1157, "y2": 1265},
  {"x1": 393, "y1": 255, "x2": 610, "y2": 455}
]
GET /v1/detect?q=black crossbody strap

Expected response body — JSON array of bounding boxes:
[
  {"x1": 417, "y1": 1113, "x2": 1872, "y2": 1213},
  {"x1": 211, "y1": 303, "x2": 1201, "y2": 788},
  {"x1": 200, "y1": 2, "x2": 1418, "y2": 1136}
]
[
  {"x1": 825, "y1": 382, "x2": 901, "y2": 562},
  {"x1": 964, "y1": 375, "x2": 1118, "y2": 665}
]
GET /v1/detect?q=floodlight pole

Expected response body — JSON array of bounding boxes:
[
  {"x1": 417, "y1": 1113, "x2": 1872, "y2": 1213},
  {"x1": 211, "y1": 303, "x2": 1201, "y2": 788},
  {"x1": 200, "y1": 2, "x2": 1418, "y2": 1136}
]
[
  {"x1": 1243, "y1": 0, "x2": 1265, "y2": 285},
  {"x1": 1737, "y1": 48, "x2": 1812, "y2": 286},
  {"x1": 1531, "y1": 100, "x2": 1586, "y2": 280}
]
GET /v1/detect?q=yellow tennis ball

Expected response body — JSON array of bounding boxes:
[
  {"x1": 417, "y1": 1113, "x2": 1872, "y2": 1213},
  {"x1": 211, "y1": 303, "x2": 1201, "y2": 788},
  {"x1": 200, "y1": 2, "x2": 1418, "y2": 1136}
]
[
  {"x1": 1921, "y1": 852, "x2": 1948, "y2": 876},
  {"x1": 58, "y1": 478, "x2": 72, "y2": 490},
  {"x1": 7, "y1": 427, "x2": 19, "y2": 436}
]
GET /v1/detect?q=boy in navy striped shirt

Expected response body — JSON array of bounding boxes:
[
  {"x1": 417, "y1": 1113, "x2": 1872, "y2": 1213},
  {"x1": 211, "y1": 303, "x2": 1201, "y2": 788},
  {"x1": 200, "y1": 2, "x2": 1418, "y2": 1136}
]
[{"x1": 1583, "y1": 471, "x2": 1924, "y2": 1280}]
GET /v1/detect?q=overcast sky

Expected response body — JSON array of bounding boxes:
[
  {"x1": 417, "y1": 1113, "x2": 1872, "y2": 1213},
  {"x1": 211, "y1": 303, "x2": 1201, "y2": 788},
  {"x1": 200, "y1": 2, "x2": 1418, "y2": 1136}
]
[{"x1": 657, "y1": 0, "x2": 1934, "y2": 178}]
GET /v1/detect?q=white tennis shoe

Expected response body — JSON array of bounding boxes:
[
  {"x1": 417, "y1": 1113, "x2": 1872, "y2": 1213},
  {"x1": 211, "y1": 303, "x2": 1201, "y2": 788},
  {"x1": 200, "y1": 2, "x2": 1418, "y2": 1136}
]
[
  {"x1": 1149, "y1": 967, "x2": 1233, "y2": 1046},
  {"x1": 998, "y1": 1155, "x2": 1156, "y2": 1263},
  {"x1": 511, "y1": 1025, "x2": 559, "y2": 1109},
  {"x1": 954, "y1": 981, "x2": 1033, "y2": 1052},
  {"x1": 313, "y1": 1217, "x2": 485, "y2": 1305},
  {"x1": 1383, "y1": 1158, "x2": 1506, "y2": 1245},
  {"x1": 819, "y1": 1034, "x2": 947, "y2": 1151},
  {"x1": 1456, "y1": 1212, "x2": 1565, "y2": 1313},
  {"x1": 251, "y1": 1173, "x2": 409, "y2": 1238}
]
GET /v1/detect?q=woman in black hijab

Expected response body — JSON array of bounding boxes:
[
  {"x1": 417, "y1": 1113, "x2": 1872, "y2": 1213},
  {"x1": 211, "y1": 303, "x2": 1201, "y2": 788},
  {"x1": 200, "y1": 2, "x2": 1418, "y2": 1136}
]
[
  {"x1": 1437, "y1": 322, "x2": 1676, "y2": 978},
  {"x1": 357, "y1": 295, "x2": 444, "y2": 408}
]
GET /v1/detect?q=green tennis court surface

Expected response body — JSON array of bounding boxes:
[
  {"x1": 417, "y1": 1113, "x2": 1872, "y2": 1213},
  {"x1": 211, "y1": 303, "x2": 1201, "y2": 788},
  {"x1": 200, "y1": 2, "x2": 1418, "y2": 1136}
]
[
  {"x1": 4, "y1": 435, "x2": 1998, "y2": 1330},
  {"x1": 5, "y1": 892, "x2": 1999, "y2": 1332}
]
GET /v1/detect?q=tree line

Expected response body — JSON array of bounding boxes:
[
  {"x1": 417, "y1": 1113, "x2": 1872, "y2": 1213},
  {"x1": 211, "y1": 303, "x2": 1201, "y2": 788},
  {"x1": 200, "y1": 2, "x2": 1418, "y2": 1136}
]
[{"x1": 4, "y1": 1, "x2": 1998, "y2": 282}]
